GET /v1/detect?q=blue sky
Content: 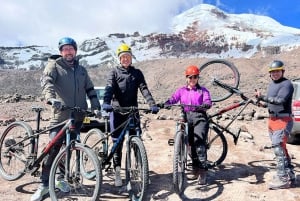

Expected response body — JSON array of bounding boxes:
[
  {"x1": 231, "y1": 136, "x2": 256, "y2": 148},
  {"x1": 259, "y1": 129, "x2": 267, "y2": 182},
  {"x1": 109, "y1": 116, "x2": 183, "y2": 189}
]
[
  {"x1": 204, "y1": 0, "x2": 300, "y2": 29},
  {"x1": 0, "y1": 0, "x2": 299, "y2": 48}
]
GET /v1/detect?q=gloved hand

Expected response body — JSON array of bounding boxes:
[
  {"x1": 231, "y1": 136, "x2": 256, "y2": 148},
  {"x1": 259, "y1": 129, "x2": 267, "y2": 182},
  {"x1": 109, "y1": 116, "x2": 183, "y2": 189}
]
[
  {"x1": 101, "y1": 110, "x2": 110, "y2": 118},
  {"x1": 150, "y1": 105, "x2": 159, "y2": 114},
  {"x1": 48, "y1": 98, "x2": 62, "y2": 110},
  {"x1": 202, "y1": 104, "x2": 211, "y2": 109},
  {"x1": 93, "y1": 110, "x2": 102, "y2": 118},
  {"x1": 102, "y1": 103, "x2": 113, "y2": 112}
]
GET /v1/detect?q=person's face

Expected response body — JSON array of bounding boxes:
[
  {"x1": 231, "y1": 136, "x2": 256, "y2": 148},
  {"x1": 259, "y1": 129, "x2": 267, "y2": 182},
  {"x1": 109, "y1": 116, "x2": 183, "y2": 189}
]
[
  {"x1": 60, "y1": 45, "x2": 76, "y2": 62},
  {"x1": 269, "y1": 70, "x2": 283, "y2": 81},
  {"x1": 119, "y1": 53, "x2": 132, "y2": 68},
  {"x1": 186, "y1": 74, "x2": 199, "y2": 87}
]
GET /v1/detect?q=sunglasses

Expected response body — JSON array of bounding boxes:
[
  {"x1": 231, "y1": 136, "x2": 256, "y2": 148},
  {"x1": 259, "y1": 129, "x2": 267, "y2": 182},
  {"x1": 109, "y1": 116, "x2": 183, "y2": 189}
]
[{"x1": 187, "y1": 75, "x2": 199, "y2": 79}]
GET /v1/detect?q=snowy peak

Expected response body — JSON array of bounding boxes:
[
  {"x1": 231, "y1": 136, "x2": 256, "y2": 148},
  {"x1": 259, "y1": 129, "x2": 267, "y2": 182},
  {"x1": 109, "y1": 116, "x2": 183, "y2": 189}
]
[{"x1": 1, "y1": 4, "x2": 300, "y2": 70}]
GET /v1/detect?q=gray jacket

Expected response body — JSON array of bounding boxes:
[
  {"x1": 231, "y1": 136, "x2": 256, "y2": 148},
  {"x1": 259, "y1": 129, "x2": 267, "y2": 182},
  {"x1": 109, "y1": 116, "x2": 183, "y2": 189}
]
[{"x1": 41, "y1": 55, "x2": 100, "y2": 124}]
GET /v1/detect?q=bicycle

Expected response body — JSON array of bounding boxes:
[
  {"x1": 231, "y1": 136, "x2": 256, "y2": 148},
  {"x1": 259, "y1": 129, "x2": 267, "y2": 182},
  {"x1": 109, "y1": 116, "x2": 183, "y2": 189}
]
[
  {"x1": 0, "y1": 104, "x2": 102, "y2": 201},
  {"x1": 166, "y1": 59, "x2": 259, "y2": 194},
  {"x1": 82, "y1": 106, "x2": 150, "y2": 201}
]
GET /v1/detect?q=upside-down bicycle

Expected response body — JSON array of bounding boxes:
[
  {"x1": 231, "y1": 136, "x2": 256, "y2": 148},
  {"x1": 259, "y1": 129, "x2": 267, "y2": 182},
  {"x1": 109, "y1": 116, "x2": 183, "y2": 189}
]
[
  {"x1": 0, "y1": 105, "x2": 102, "y2": 201},
  {"x1": 82, "y1": 106, "x2": 151, "y2": 201}
]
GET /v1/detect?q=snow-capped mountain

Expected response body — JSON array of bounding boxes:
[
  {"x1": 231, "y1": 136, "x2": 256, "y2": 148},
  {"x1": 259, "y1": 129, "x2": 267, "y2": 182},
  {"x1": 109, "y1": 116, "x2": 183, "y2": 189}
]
[{"x1": 1, "y1": 4, "x2": 300, "y2": 70}]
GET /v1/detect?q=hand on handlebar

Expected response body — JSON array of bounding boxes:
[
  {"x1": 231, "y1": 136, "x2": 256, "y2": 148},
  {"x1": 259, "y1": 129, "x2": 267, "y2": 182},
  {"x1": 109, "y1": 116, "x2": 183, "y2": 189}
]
[
  {"x1": 93, "y1": 109, "x2": 102, "y2": 118},
  {"x1": 150, "y1": 105, "x2": 159, "y2": 114},
  {"x1": 102, "y1": 103, "x2": 113, "y2": 112},
  {"x1": 48, "y1": 98, "x2": 62, "y2": 110}
]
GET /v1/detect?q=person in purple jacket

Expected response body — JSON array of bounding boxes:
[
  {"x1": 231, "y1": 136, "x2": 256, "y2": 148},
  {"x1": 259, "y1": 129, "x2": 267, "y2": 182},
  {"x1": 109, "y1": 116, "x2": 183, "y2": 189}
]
[{"x1": 165, "y1": 65, "x2": 212, "y2": 185}]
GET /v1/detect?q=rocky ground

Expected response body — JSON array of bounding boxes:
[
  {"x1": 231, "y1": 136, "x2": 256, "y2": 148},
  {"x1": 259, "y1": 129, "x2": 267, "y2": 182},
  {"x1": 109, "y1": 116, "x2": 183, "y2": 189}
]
[{"x1": 0, "y1": 50, "x2": 300, "y2": 200}]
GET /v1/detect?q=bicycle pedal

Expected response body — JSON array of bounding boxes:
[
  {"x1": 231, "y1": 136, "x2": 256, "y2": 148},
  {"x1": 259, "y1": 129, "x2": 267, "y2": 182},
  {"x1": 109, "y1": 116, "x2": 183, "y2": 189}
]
[{"x1": 168, "y1": 139, "x2": 174, "y2": 146}]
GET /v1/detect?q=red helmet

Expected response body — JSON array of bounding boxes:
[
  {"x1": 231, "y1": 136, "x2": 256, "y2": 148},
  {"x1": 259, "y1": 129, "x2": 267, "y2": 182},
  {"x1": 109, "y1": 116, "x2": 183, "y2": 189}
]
[{"x1": 185, "y1": 65, "x2": 200, "y2": 76}]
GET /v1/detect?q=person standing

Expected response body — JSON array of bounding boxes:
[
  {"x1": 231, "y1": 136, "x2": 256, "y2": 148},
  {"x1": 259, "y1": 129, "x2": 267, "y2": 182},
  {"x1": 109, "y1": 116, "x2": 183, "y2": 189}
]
[
  {"x1": 102, "y1": 43, "x2": 159, "y2": 187},
  {"x1": 31, "y1": 37, "x2": 101, "y2": 201},
  {"x1": 165, "y1": 65, "x2": 212, "y2": 185},
  {"x1": 255, "y1": 60, "x2": 296, "y2": 189}
]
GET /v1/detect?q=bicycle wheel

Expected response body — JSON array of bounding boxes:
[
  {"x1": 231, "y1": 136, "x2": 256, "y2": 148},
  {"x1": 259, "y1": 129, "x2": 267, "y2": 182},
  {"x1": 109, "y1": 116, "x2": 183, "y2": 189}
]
[
  {"x1": 49, "y1": 143, "x2": 102, "y2": 201},
  {"x1": 125, "y1": 136, "x2": 149, "y2": 201},
  {"x1": 81, "y1": 128, "x2": 106, "y2": 180},
  {"x1": 199, "y1": 59, "x2": 240, "y2": 102},
  {"x1": 0, "y1": 121, "x2": 33, "y2": 181},
  {"x1": 173, "y1": 130, "x2": 186, "y2": 195},
  {"x1": 206, "y1": 126, "x2": 228, "y2": 168},
  {"x1": 82, "y1": 128, "x2": 107, "y2": 160}
]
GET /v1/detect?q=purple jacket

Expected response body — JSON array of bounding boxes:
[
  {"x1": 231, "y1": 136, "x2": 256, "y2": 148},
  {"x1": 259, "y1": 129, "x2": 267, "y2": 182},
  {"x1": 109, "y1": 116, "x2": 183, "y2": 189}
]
[{"x1": 167, "y1": 85, "x2": 212, "y2": 112}]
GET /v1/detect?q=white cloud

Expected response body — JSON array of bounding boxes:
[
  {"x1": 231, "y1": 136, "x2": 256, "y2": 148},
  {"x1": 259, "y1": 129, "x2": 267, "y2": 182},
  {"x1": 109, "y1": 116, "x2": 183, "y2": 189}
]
[{"x1": 0, "y1": 0, "x2": 204, "y2": 48}]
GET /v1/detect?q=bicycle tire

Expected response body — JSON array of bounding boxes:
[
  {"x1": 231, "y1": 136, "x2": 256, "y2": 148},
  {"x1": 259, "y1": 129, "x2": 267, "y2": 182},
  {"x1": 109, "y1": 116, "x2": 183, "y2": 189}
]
[
  {"x1": 0, "y1": 121, "x2": 33, "y2": 181},
  {"x1": 83, "y1": 128, "x2": 107, "y2": 160},
  {"x1": 49, "y1": 143, "x2": 102, "y2": 201},
  {"x1": 173, "y1": 130, "x2": 186, "y2": 195},
  {"x1": 206, "y1": 126, "x2": 228, "y2": 168},
  {"x1": 125, "y1": 137, "x2": 149, "y2": 201},
  {"x1": 199, "y1": 59, "x2": 240, "y2": 102},
  {"x1": 81, "y1": 128, "x2": 106, "y2": 180}
]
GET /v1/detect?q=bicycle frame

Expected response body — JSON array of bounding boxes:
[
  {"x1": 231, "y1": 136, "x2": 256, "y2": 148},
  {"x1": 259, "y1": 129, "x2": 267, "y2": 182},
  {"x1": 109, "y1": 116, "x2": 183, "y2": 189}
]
[
  {"x1": 208, "y1": 79, "x2": 257, "y2": 144},
  {"x1": 97, "y1": 107, "x2": 143, "y2": 169}
]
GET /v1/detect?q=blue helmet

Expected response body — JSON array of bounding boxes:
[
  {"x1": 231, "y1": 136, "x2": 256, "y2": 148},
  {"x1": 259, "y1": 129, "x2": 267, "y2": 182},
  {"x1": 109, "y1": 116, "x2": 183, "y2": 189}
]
[{"x1": 58, "y1": 37, "x2": 77, "y2": 51}]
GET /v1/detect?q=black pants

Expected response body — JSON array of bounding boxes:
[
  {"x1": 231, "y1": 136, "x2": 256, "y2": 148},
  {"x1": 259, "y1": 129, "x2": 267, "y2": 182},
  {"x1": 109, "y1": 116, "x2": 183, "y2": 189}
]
[{"x1": 186, "y1": 111, "x2": 209, "y2": 168}]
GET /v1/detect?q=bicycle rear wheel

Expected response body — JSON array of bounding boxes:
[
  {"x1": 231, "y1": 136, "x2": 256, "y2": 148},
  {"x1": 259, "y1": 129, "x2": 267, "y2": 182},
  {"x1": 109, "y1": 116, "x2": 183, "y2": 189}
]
[
  {"x1": 125, "y1": 137, "x2": 149, "y2": 201},
  {"x1": 173, "y1": 130, "x2": 186, "y2": 195},
  {"x1": 206, "y1": 126, "x2": 228, "y2": 168},
  {"x1": 49, "y1": 143, "x2": 102, "y2": 201},
  {"x1": 199, "y1": 59, "x2": 240, "y2": 102},
  {"x1": 0, "y1": 121, "x2": 33, "y2": 181}
]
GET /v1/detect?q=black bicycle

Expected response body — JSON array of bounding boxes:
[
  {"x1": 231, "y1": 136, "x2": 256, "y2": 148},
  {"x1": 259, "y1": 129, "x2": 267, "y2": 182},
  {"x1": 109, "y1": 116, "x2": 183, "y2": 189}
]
[
  {"x1": 82, "y1": 106, "x2": 150, "y2": 201},
  {"x1": 0, "y1": 105, "x2": 102, "y2": 201}
]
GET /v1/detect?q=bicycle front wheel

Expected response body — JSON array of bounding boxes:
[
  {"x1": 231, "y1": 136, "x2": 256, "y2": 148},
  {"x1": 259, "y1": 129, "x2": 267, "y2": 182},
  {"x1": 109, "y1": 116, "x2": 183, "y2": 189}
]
[
  {"x1": 125, "y1": 137, "x2": 149, "y2": 201},
  {"x1": 0, "y1": 121, "x2": 33, "y2": 181},
  {"x1": 206, "y1": 126, "x2": 228, "y2": 168},
  {"x1": 49, "y1": 143, "x2": 102, "y2": 201},
  {"x1": 199, "y1": 59, "x2": 240, "y2": 102},
  {"x1": 173, "y1": 130, "x2": 186, "y2": 195}
]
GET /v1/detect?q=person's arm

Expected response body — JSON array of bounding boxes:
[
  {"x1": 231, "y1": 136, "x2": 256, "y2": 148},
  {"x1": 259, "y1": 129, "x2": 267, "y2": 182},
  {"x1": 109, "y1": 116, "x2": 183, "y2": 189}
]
[
  {"x1": 40, "y1": 60, "x2": 57, "y2": 102},
  {"x1": 85, "y1": 74, "x2": 100, "y2": 110},
  {"x1": 137, "y1": 70, "x2": 156, "y2": 106},
  {"x1": 202, "y1": 87, "x2": 212, "y2": 108},
  {"x1": 103, "y1": 69, "x2": 115, "y2": 104},
  {"x1": 257, "y1": 84, "x2": 293, "y2": 105}
]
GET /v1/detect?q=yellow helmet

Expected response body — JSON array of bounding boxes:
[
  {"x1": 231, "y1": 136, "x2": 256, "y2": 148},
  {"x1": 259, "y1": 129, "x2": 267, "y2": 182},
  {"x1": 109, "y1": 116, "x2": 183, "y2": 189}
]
[{"x1": 116, "y1": 44, "x2": 132, "y2": 57}]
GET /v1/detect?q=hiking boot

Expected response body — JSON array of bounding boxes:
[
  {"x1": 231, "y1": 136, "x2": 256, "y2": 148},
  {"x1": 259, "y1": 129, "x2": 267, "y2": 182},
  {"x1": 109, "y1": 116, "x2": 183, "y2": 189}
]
[
  {"x1": 198, "y1": 169, "x2": 207, "y2": 185},
  {"x1": 31, "y1": 185, "x2": 49, "y2": 201},
  {"x1": 268, "y1": 175, "x2": 290, "y2": 190},
  {"x1": 55, "y1": 180, "x2": 71, "y2": 193},
  {"x1": 186, "y1": 166, "x2": 200, "y2": 180},
  {"x1": 115, "y1": 166, "x2": 122, "y2": 187}
]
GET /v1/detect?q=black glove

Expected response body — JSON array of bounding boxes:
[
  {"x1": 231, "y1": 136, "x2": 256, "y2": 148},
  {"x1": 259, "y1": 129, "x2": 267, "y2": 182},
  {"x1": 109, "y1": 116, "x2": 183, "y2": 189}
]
[
  {"x1": 202, "y1": 104, "x2": 211, "y2": 109},
  {"x1": 150, "y1": 105, "x2": 159, "y2": 114},
  {"x1": 102, "y1": 103, "x2": 113, "y2": 112},
  {"x1": 93, "y1": 110, "x2": 101, "y2": 118},
  {"x1": 48, "y1": 98, "x2": 62, "y2": 110}
]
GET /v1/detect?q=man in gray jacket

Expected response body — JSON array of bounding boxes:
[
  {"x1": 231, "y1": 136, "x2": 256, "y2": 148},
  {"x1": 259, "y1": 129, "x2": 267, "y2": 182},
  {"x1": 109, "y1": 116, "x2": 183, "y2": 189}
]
[{"x1": 31, "y1": 37, "x2": 101, "y2": 201}]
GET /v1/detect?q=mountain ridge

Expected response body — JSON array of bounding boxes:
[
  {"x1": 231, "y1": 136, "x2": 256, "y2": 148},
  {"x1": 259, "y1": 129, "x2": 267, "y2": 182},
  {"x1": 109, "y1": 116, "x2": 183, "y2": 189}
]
[{"x1": 0, "y1": 4, "x2": 300, "y2": 70}]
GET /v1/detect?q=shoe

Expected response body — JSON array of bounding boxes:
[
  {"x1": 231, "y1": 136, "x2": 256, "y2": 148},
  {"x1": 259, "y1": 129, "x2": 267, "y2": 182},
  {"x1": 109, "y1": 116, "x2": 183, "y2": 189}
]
[
  {"x1": 268, "y1": 175, "x2": 290, "y2": 190},
  {"x1": 55, "y1": 180, "x2": 71, "y2": 193},
  {"x1": 115, "y1": 166, "x2": 122, "y2": 187},
  {"x1": 31, "y1": 185, "x2": 49, "y2": 201},
  {"x1": 198, "y1": 169, "x2": 207, "y2": 185},
  {"x1": 186, "y1": 166, "x2": 200, "y2": 180}
]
